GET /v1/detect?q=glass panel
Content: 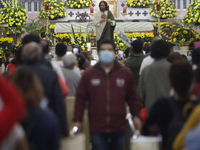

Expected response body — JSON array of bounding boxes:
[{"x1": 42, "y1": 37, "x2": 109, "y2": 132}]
[
  {"x1": 39, "y1": 2, "x2": 41, "y2": 11},
  {"x1": 183, "y1": 0, "x2": 186, "y2": 9},
  {"x1": 177, "y1": 0, "x2": 180, "y2": 9},
  {"x1": 22, "y1": 2, "x2": 25, "y2": 8},
  {"x1": 28, "y1": 2, "x2": 31, "y2": 12},
  {"x1": 34, "y1": 2, "x2": 37, "y2": 11}
]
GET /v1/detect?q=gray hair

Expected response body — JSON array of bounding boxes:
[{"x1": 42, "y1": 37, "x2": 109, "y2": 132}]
[
  {"x1": 22, "y1": 42, "x2": 42, "y2": 64},
  {"x1": 63, "y1": 54, "x2": 77, "y2": 68}
]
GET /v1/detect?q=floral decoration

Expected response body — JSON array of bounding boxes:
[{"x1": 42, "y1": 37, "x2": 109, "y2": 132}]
[
  {"x1": 0, "y1": 5, "x2": 27, "y2": 27},
  {"x1": 126, "y1": 0, "x2": 150, "y2": 8},
  {"x1": 182, "y1": 2, "x2": 200, "y2": 24},
  {"x1": 150, "y1": 0, "x2": 177, "y2": 18},
  {"x1": 66, "y1": 0, "x2": 92, "y2": 8},
  {"x1": 38, "y1": 0, "x2": 67, "y2": 20}
]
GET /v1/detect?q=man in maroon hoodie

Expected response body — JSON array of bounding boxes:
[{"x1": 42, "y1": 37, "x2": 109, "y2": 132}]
[{"x1": 72, "y1": 40, "x2": 141, "y2": 150}]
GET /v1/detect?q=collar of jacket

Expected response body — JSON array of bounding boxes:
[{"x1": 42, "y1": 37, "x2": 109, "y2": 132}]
[{"x1": 93, "y1": 60, "x2": 121, "y2": 75}]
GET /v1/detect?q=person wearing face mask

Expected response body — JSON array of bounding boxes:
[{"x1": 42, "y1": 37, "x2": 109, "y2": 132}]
[
  {"x1": 72, "y1": 40, "x2": 142, "y2": 150},
  {"x1": 187, "y1": 50, "x2": 192, "y2": 62},
  {"x1": 0, "y1": 52, "x2": 14, "y2": 74}
]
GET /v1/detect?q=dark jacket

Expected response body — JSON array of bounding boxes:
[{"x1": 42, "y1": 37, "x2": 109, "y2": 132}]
[
  {"x1": 22, "y1": 106, "x2": 60, "y2": 150},
  {"x1": 21, "y1": 64, "x2": 68, "y2": 136},
  {"x1": 41, "y1": 56, "x2": 53, "y2": 70},
  {"x1": 125, "y1": 54, "x2": 146, "y2": 87},
  {"x1": 73, "y1": 61, "x2": 141, "y2": 133}
]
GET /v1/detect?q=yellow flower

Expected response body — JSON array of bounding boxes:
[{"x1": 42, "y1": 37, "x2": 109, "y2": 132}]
[
  {"x1": 119, "y1": 43, "x2": 124, "y2": 46},
  {"x1": 182, "y1": 38, "x2": 186, "y2": 42},
  {"x1": 183, "y1": 30, "x2": 188, "y2": 34},
  {"x1": 173, "y1": 38, "x2": 177, "y2": 42},
  {"x1": 78, "y1": 4, "x2": 81, "y2": 8},
  {"x1": 82, "y1": 47, "x2": 85, "y2": 50}
]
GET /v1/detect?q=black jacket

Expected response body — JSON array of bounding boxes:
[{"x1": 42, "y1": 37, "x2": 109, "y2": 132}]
[{"x1": 22, "y1": 64, "x2": 68, "y2": 136}]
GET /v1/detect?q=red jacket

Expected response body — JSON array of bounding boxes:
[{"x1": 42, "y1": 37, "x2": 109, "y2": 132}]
[
  {"x1": 0, "y1": 77, "x2": 25, "y2": 144},
  {"x1": 73, "y1": 62, "x2": 141, "y2": 133}
]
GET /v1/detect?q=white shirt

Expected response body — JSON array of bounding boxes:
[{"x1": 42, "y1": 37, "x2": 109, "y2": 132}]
[
  {"x1": 139, "y1": 56, "x2": 154, "y2": 75},
  {"x1": 51, "y1": 61, "x2": 65, "y2": 81},
  {"x1": 93, "y1": 10, "x2": 116, "y2": 41},
  {"x1": 51, "y1": 60, "x2": 81, "y2": 78}
]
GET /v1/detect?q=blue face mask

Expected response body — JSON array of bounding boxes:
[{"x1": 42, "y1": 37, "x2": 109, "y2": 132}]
[
  {"x1": 99, "y1": 50, "x2": 115, "y2": 65},
  {"x1": 187, "y1": 56, "x2": 192, "y2": 61},
  {"x1": 9, "y1": 58, "x2": 13, "y2": 63}
]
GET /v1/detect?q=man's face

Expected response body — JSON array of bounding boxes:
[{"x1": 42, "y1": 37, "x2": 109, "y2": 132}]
[
  {"x1": 100, "y1": 3, "x2": 106, "y2": 11},
  {"x1": 99, "y1": 43, "x2": 114, "y2": 52}
]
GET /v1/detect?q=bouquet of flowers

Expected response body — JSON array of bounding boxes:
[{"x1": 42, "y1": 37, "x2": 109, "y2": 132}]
[
  {"x1": 114, "y1": 34, "x2": 127, "y2": 51},
  {"x1": 0, "y1": 37, "x2": 13, "y2": 52},
  {"x1": 0, "y1": 4, "x2": 27, "y2": 27},
  {"x1": 6, "y1": 26, "x2": 25, "y2": 36},
  {"x1": 126, "y1": 0, "x2": 150, "y2": 8},
  {"x1": 170, "y1": 27, "x2": 195, "y2": 46},
  {"x1": 127, "y1": 32, "x2": 154, "y2": 43},
  {"x1": 182, "y1": 2, "x2": 200, "y2": 24},
  {"x1": 38, "y1": 0, "x2": 67, "y2": 20},
  {"x1": 150, "y1": 0, "x2": 177, "y2": 18},
  {"x1": 66, "y1": 0, "x2": 92, "y2": 8}
]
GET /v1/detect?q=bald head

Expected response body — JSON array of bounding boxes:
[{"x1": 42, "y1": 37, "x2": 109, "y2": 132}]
[{"x1": 22, "y1": 42, "x2": 42, "y2": 64}]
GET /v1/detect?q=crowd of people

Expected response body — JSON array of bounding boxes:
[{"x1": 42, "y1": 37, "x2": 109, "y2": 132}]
[{"x1": 0, "y1": 34, "x2": 200, "y2": 150}]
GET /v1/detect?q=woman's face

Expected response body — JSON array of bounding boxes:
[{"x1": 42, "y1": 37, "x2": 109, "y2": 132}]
[{"x1": 187, "y1": 52, "x2": 192, "y2": 56}]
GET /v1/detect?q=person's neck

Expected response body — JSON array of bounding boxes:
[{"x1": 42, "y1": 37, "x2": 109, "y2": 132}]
[
  {"x1": 133, "y1": 52, "x2": 143, "y2": 56},
  {"x1": 44, "y1": 53, "x2": 49, "y2": 58},
  {"x1": 172, "y1": 91, "x2": 190, "y2": 101},
  {"x1": 57, "y1": 56, "x2": 63, "y2": 61},
  {"x1": 100, "y1": 61, "x2": 115, "y2": 72}
]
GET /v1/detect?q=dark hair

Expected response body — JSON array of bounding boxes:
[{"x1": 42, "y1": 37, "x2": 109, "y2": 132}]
[
  {"x1": 187, "y1": 50, "x2": 192, "y2": 55},
  {"x1": 150, "y1": 39, "x2": 170, "y2": 60},
  {"x1": 81, "y1": 51, "x2": 90, "y2": 61},
  {"x1": 5, "y1": 52, "x2": 12, "y2": 58},
  {"x1": 195, "y1": 67, "x2": 200, "y2": 83},
  {"x1": 15, "y1": 46, "x2": 24, "y2": 66},
  {"x1": 167, "y1": 41, "x2": 173, "y2": 51},
  {"x1": 56, "y1": 43, "x2": 67, "y2": 56},
  {"x1": 167, "y1": 52, "x2": 185, "y2": 64},
  {"x1": 22, "y1": 34, "x2": 40, "y2": 45},
  {"x1": 40, "y1": 40, "x2": 49, "y2": 54},
  {"x1": 13, "y1": 68, "x2": 44, "y2": 107},
  {"x1": 181, "y1": 54, "x2": 187, "y2": 60},
  {"x1": 97, "y1": 40, "x2": 115, "y2": 51},
  {"x1": 143, "y1": 43, "x2": 151, "y2": 54},
  {"x1": 131, "y1": 40, "x2": 143, "y2": 54},
  {"x1": 76, "y1": 53, "x2": 86, "y2": 70},
  {"x1": 169, "y1": 62, "x2": 194, "y2": 98},
  {"x1": 124, "y1": 48, "x2": 130, "y2": 58},
  {"x1": 99, "y1": 1, "x2": 108, "y2": 10},
  {"x1": 192, "y1": 48, "x2": 200, "y2": 66}
]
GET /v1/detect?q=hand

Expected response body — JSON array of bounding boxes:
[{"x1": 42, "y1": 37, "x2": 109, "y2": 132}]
[
  {"x1": 70, "y1": 122, "x2": 82, "y2": 134},
  {"x1": 99, "y1": 19, "x2": 106, "y2": 23},
  {"x1": 133, "y1": 116, "x2": 142, "y2": 131},
  {"x1": 119, "y1": 57, "x2": 125, "y2": 64},
  {"x1": 107, "y1": 19, "x2": 112, "y2": 23}
]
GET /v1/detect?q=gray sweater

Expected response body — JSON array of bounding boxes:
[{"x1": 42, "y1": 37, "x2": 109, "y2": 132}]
[
  {"x1": 138, "y1": 59, "x2": 171, "y2": 115},
  {"x1": 62, "y1": 68, "x2": 81, "y2": 96}
]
